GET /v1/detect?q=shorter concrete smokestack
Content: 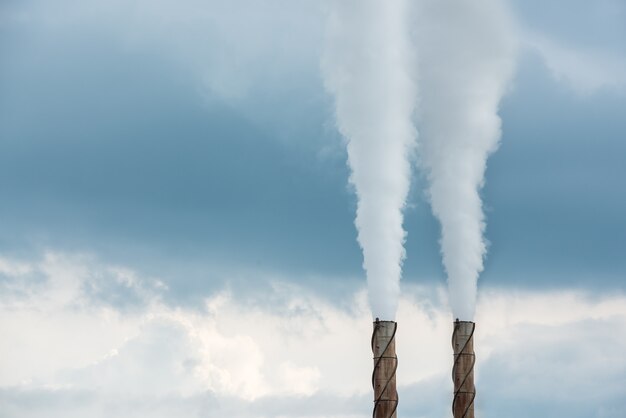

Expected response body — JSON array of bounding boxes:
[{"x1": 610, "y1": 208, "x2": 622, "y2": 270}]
[
  {"x1": 452, "y1": 320, "x2": 475, "y2": 418},
  {"x1": 371, "y1": 319, "x2": 398, "y2": 418}
]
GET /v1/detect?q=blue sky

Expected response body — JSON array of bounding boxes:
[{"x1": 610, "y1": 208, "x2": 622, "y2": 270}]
[{"x1": 1, "y1": 1, "x2": 625, "y2": 417}]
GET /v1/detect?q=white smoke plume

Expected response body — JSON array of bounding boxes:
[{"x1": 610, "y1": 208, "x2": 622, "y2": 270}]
[
  {"x1": 322, "y1": 0, "x2": 417, "y2": 320},
  {"x1": 414, "y1": 0, "x2": 517, "y2": 320}
]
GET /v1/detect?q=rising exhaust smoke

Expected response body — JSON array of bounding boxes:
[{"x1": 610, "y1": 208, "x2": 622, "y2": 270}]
[
  {"x1": 414, "y1": 0, "x2": 516, "y2": 320},
  {"x1": 323, "y1": 0, "x2": 417, "y2": 320}
]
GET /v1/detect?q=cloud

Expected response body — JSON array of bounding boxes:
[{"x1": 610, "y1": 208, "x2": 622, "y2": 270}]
[
  {"x1": 2, "y1": 0, "x2": 324, "y2": 104},
  {"x1": 0, "y1": 251, "x2": 625, "y2": 417},
  {"x1": 474, "y1": 290, "x2": 626, "y2": 417},
  {"x1": 2, "y1": 0, "x2": 625, "y2": 300},
  {"x1": 526, "y1": 33, "x2": 626, "y2": 94},
  {"x1": 509, "y1": 1, "x2": 626, "y2": 95}
]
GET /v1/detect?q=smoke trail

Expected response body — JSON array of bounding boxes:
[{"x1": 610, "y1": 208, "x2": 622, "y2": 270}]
[
  {"x1": 414, "y1": 0, "x2": 517, "y2": 320},
  {"x1": 322, "y1": 0, "x2": 417, "y2": 320}
]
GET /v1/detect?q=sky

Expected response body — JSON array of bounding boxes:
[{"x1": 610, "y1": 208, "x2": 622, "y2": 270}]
[{"x1": 1, "y1": 0, "x2": 625, "y2": 417}]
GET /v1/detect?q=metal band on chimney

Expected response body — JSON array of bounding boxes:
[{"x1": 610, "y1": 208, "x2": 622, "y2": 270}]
[{"x1": 371, "y1": 319, "x2": 398, "y2": 418}]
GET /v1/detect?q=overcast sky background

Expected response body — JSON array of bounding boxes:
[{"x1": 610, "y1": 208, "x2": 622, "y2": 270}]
[{"x1": 1, "y1": 1, "x2": 625, "y2": 417}]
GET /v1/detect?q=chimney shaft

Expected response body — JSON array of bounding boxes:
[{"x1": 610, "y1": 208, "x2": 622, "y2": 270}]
[
  {"x1": 452, "y1": 320, "x2": 475, "y2": 418},
  {"x1": 371, "y1": 319, "x2": 398, "y2": 418}
]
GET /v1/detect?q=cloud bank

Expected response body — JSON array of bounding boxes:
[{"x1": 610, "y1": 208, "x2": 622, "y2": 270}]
[{"x1": 1, "y1": 252, "x2": 625, "y2": 417}]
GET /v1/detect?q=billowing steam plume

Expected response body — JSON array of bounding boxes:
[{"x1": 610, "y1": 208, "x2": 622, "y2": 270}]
[
  {"x1": 323, "y1": 0, "x2": 417, "y2": 320},
  {"x1": 414, "y1": 0, "x2": 516, "y2": 320}
]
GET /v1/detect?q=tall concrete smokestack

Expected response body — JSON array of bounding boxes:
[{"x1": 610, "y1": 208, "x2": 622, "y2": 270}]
[
  {"x1": 371, "y1": 319, "x2": 398, "y2": 418},
  {"x1": 452, "y1": 320, "x2": 475, "y2": 418}
]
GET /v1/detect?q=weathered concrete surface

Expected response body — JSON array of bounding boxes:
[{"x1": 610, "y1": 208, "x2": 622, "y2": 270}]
[
  {"x1": 452, "y1": 320, "x2": 475, "y2": 418},
  {"x1": 372, "y1": 319, "x2": 398, "y2": 418}
]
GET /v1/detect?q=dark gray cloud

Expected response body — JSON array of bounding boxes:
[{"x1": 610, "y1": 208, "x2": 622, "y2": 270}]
[
  {"x1": 481, "y1": 52, "x2": 626, "y2": 289},
  {"x1": 0, "y1": 0, "x2": 624, "y2": 306}
]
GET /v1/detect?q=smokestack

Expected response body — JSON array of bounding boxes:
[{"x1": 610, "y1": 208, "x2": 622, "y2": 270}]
[
  {"x1": 452, "y1": 320, "x2": 475, "y2": 418},
  {"x1": 371, "y1": 319, "x2": 398, "y2": 418}
]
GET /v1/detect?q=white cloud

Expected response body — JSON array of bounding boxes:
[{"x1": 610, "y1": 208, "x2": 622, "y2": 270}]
[
  {"x1": 0, "y1": 257, "x2": 33, "y2": 277},
  {"x1": 525, "y1": 33, "x2": 626, "y2": 94},
  {"x1": 0, "y1": 251, "x2": 625, "y2": 417}
]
